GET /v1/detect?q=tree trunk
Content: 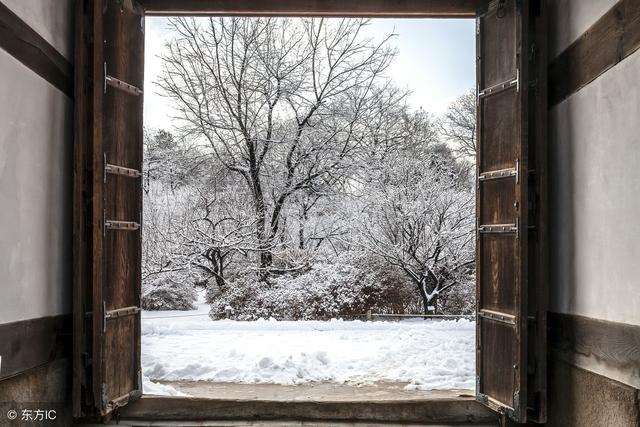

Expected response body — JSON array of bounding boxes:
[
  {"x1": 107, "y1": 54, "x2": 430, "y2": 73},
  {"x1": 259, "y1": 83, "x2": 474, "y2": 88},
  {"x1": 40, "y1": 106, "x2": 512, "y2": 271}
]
[
  {"x1": 251, "y1": 169, "x2": 273, "y2": 280},
  {"x1": 298, "y1": 204, "x2": 308, "y2": 250},
  {"x1": 416, "y1": 278, "x2": 437, "y2": 315}
]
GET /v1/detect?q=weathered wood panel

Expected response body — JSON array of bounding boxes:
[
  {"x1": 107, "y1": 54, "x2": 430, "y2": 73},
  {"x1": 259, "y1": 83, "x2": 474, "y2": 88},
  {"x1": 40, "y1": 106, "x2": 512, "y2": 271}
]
[
  {"x1": 100, "y1": 3, "x2": 144, "y2": 409},
  {"x1": 476, "y1": 0, "x2": 547, "y2": 422},
  {"x1": 548, "y1": 0, "x2": 640, "y2": 106},
  {"x1": 549, "y1": 312, "x2": 640, "y2": 385},
  {"x1": 140, "y1": 0, "x2": 488, "y2": 16},
  {"x1": 0, "y1": 315, "x2": 71, "y2": 380},
  {"x1": 0, "y1": 2, "x2": 72, "y2": 97},
  {"x1": 476, "y1": 1, "x2": 528, "y2": 421},
  {"x1": 120, "y1": 395, "x2": 497, "y2": 424},
  {"x1": 74, "y1": 0, "x2": 144, "y2": 418}
]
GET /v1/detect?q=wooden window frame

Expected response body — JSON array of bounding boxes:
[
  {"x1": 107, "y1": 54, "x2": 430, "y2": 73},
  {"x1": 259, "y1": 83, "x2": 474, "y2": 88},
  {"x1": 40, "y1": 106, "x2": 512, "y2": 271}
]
[{"x1": 75, "y1": 0, "x2": 548, "y2": 423}]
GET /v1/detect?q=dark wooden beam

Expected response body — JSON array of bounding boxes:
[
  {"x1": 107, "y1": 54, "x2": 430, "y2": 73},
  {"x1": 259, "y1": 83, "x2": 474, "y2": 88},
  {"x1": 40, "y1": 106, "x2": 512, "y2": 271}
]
[
  {"x1": 549, "y1": 312, "x2": 640, "y2": 380},
  {"x1": 140, "y1": 0, "x2": 487, "y2": 17},
  {"x1": 0, "y1": 314, "x2": 71, "y2": 380},
  {"x1": 0, "y1": 2, "x2": 73, "y2": 98},
  {"x1": 548, "y1": 0, "x2": 640, "y2": 106}
]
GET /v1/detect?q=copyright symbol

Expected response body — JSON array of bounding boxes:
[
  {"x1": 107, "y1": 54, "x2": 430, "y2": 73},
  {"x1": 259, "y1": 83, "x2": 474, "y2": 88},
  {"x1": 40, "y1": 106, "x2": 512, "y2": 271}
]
[{"x1": 6, "y1": 409, "x2": 17, "y2": 420}]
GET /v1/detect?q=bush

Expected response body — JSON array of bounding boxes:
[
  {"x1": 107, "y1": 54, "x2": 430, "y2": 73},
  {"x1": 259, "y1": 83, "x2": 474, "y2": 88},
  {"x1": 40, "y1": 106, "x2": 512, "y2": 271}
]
[
  {"x1": 208, "y1": 256, "x2": 417, "y2": 320},
  {"x1": 142, "y1": 272, "x2": 197, "y2": 310},
  {"x1": 437, "y1": 278, "x2": 475, "y2": 315}
]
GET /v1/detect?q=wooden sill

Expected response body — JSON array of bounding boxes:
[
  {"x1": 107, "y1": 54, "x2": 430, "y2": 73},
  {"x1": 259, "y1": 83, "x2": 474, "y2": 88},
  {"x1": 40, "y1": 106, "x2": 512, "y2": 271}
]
[{"x1": 119, "y1": 383, "x2": 496, "y2": 424}]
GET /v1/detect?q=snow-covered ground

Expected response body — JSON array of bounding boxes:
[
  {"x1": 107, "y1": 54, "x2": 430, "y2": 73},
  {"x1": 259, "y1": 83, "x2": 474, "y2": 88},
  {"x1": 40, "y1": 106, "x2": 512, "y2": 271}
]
[{"x1": 141, "y1": 291, "x2": 475, "y2": 395}]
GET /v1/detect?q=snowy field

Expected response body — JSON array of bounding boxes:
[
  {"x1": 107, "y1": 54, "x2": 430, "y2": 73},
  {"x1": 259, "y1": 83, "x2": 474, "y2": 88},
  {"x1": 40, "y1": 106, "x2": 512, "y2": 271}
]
[{"x1": 141, "y1": 293, "x2": 475, "y2": 395}]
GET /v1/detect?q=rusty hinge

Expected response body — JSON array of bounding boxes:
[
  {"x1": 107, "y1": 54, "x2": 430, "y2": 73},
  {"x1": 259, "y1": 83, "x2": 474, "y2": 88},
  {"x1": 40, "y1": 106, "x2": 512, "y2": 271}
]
[
  {"x1": 105, "y1": 219, "x2": 141, "y2": 231},
  {"x1": 105, "y1": 163, "x2": 142, "y2": 178},
  {"x1": 103, "y1": 305, "x2": 141, "y2": 333},
  {"x1": 105, "y1": 306, "x2": 141, "y2": 320},
  {"x1": 108, "y1": 388, "x2": 143, "y2": 413},
  {"x1": 104, "y1": 62, "x2": 143, "y2": 96},
  {"x1": 478, "y1": 223, "x2": 518, "y2": 234},
  {"x1": 478, "y1": 160, "x2": 519, "y2": 182},
  {"x1": 476, "y1": 392, "x2": 489, "y2": 405},
  {"x1": 104, "y1": 155, "x2": 142, "y2": 180}
]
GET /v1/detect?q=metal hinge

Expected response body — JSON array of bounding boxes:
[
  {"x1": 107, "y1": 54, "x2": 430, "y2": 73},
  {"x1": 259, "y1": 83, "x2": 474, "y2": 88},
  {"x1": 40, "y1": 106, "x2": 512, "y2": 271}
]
[
  {"x1": 478, "y1": 69, "x2": 519, "y2": 99},
  {"x1": 105, "y1": 219, "x2": 141, "y2": 231},
  {"x1": 104, "y1": 62, "x2": 143, "y2": 96},
  {"x1": 476, "y1": 392, "x2": 489, "y2": 405},
  {"x1": 105, "y1": 162, "x2": 143, "y2": 179},
  {"x1": 103, "y1": 305, "x2": 141, "y2": 334},
  {"x1": 478, "y1": 159, "x2": 519, "y2": 182},
  {"x1": 105, "y1": 306, "x2": 142, "y2": 320},
  {"x1": 478, "y1": 223, "x2": 518, "y2": 234},
  {"x1": 506, "y1": 390, "x2": 520, "y2": 420}
]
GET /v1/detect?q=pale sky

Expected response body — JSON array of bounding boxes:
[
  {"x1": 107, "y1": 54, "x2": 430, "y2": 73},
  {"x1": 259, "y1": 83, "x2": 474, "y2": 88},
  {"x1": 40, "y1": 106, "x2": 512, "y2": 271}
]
[{"x1": 143, "y1": 17, "x2": 475, "y2": 131}]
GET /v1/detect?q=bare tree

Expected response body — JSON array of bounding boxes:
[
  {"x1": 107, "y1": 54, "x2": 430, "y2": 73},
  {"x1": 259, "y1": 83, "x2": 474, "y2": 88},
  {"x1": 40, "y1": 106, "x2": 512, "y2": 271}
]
[
  {"x1": 176, "y1": 178, "x2": 259, "y2": 289},
  {"x1": 158, "y1": 17, "x2": 400, "y2": 279},
  {"x1": 438, "y1": 89, "x2": 476, "y2": 160},
  {"x1": 357, "y1": 139, "x2": 475, "y2": 315}
]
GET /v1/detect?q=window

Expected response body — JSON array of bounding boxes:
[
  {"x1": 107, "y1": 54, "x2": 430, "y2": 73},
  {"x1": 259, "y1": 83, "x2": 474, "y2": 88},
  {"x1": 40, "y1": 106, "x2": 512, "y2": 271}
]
[{"x1": 72, "y1": 0, "x2": 547, "y2": 423}]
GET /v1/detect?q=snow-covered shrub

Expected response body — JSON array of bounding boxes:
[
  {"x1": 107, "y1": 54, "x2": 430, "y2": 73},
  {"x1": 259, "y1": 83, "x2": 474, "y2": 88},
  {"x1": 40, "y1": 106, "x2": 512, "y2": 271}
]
[
  {"x1": 344, "y1": 251, "x2": 420, "y2": 314},
  {"x1": 142, "y1": 272, "x2": 197, "y2": 310},
  {"x1": 437, "y1": 278, "x2": 475, "y2": 315},
  {"x1": 208, "y1": 258, "x2": 416, "y2": 320}
]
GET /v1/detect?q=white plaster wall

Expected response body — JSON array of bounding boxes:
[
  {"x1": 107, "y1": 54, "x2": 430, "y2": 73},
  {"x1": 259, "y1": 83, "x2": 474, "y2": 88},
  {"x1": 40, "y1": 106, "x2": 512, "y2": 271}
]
[
  {"x1": 548, "y1": 0, "x2": 617, "y2": 58},
  {"x1": 1, "y1": 0, "x2": 74, "y2": 60},
  {"x1": 549, "y1": 47, "x2": 640, "y2": 327},
  {"x1": 0, "y1": 49, "x2": 72, "y2": 323}
]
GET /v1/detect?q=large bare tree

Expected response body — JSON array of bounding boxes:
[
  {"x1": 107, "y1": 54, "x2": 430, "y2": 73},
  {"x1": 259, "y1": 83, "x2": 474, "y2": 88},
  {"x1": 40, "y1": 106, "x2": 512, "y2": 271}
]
[{"x1": 158, "y1": 17, "x2": 400, "y2": 279}]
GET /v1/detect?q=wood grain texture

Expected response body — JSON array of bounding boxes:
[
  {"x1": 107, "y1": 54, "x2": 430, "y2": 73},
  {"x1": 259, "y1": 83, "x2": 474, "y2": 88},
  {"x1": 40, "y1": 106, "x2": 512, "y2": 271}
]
[
  {"x1": 140, "y1": 0, "x2": 488, "y2": 16},
  {"x1": 549, "y1": 312, "x2": 640, "y2": 380},
  {"x1": 476, "y1": 1, "x2": 529, "y2": 421},
  {"x1": 120, "y1": 395, "x2": 497, "y2": 424},
  {"x1": 548, "y1": 0, "x2": 640, "y2": 106},
  {"x1": 0, "y1": 315, "x2": 71, "y2": 380},
  {"x1": 73, "y1": 0, "x2": 144, "y2": 417},
  {"x1": 73, "y1": 0, "x2": 91, "y2": 417},
  {"x1": 0, "y1": 2, "x2": 72, "y2": 97},
  {"x1": 99, "y1": 0, "x2": 144, "y2": 411},
  {"x1": 90, "y1": 0, "x2": 106, "y2": 415}
]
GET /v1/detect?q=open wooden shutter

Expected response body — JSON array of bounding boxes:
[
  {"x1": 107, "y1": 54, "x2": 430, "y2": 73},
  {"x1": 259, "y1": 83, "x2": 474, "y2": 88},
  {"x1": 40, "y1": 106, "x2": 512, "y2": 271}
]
[
  {"x1": 74, "y1": 0, "x2": 145, "y2": 419},
  {"x1": 475, "y1": 0, "x2": 547, "y2": 423}
]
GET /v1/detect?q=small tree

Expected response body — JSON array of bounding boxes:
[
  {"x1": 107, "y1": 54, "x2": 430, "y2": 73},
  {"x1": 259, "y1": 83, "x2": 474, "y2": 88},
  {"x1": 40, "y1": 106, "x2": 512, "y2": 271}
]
[{"x1": 358, "y1": 141, "x2": 475, "y2": 314}]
